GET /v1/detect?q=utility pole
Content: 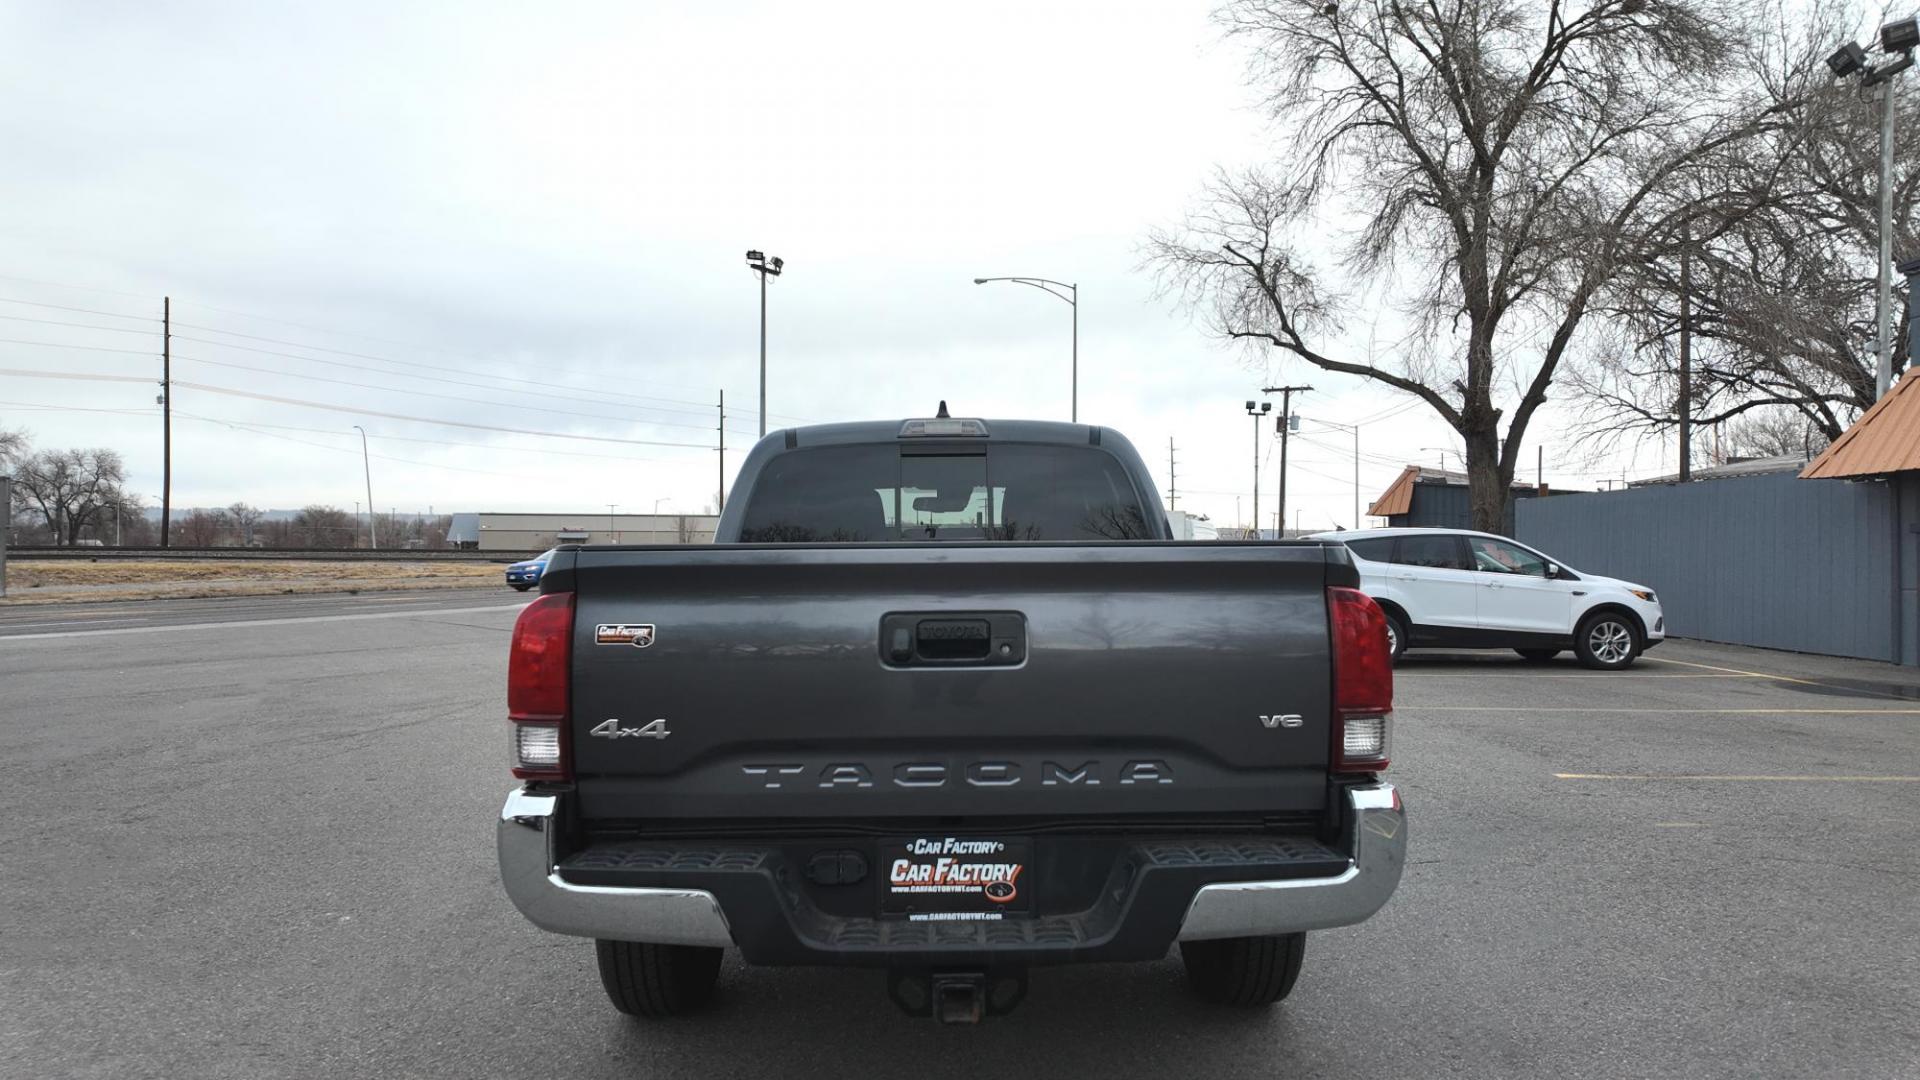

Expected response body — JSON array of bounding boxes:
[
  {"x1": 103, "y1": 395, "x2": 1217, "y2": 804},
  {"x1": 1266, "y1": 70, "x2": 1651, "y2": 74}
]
[
  {"x1": 1260, "y1": 385, "x2": 1312, "y2": 538},
  {"x1": 1244, "y1": 400, "x2": 1272, "y2": 537},
  {"x1": 1167, "y1": 438, "x2": 1177, "y2": 510},
  {"x1": 353, "y1": 425, "x2": 376, "y2": 548},
  {"x1": 0, "y1": 475, "x2": 9, "y2": 598},
  {"x1": 1678, "y1": 233, "x2": 1693, "y2": 481},
  {"x1": 160, "y1": 296, "x2": 171, "y2": 548},
  {"x1": 717, "y1": 389, "x2": 727, "y2": 513},
  {"x1": 1537, "y1": 445, "x2": 1544, "y2": 491}
]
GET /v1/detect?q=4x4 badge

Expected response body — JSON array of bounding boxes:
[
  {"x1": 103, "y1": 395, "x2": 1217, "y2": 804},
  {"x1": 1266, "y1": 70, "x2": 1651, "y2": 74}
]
[{"x1": 595, "y1": 624, "x2": 655, "y2": 647}]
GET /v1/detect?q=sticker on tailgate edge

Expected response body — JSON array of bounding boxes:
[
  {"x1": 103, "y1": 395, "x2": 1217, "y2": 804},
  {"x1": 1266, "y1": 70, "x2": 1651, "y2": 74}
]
[
  {"x1": 881, "y1": 837, "x2": 1031, "y2": 920},
  {"x1": 595, "y1": 624, "x2": 655, "y2": 647}
]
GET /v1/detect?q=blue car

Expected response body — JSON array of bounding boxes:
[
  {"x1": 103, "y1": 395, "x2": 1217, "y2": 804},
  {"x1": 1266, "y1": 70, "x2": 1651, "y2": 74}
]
[{"x1": 505, "y1": 548, "x2": 556, "y2": 592}]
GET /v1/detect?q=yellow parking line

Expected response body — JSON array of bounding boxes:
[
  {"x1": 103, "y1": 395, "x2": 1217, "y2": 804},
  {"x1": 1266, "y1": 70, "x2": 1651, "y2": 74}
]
[
  {"x1": 1646, "y1": 657, "x2": 1911, "y2": 700},
  {"x1": 1557, "y1": 773, "x2": 1920, "y2": 782},
  {"x1": 1396, "y1": 672, "x2": 1760, "y2": 679},
  {"x1": 1423, "y1": 705, "x2": 1920, "y2": 713}
]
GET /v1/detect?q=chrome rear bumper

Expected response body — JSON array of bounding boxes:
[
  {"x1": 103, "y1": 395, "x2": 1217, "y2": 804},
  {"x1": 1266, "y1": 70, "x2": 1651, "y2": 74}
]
[
  {"x1": 1176, "y1": 782, "x2": 1406, "y2": 940},
  {"x1": 497, "y1": 782, "x2": 1405, "y2": 950},
  {"x1": 497, "y1": 790, "x2": 734, "y2": 947}
]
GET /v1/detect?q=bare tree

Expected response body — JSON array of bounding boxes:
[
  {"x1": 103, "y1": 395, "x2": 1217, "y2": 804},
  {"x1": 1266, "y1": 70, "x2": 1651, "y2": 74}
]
[
  {"x1": 227, "y1": 502, "x2": 264, "y2": 546},
  {"x1": 12, "y1": 448, "x2": 127, "y2": 545},
  {"x1": 1725, "y1": 407, "x2": 1832, "y2": 459},
  {"x1": 0, "y1": 427, "x2": 26, "y2": 471},
  {"x1": 1574, "y1": 3, "x2": 1916, "y2": 449},
  {"x1": 1149, "y1": 0, "x2": 1791, "y2": 530},
  {"x1": 178, "y1": 508, "x2": 230, "y2": 547},
  {"x1": 293, "y1": 504, "x2": 355, "y2": 548}
]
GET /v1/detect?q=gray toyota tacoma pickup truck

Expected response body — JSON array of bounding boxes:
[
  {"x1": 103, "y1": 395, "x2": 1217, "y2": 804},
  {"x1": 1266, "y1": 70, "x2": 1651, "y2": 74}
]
[{"x1": 497, "y1": 411, "x2": 1405, "y2": 1023}]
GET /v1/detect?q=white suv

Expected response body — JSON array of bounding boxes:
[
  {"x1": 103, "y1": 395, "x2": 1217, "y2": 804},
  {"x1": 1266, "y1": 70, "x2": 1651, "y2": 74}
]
[{"x1": 1308, "y1": 527, "x2": 1666, "y2": 669}]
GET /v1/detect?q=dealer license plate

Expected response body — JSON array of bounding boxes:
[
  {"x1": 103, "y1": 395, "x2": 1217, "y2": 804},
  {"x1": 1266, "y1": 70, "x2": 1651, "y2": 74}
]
[{"x1": 879, "y1": 836, "x2": 1032, "y2": 921}]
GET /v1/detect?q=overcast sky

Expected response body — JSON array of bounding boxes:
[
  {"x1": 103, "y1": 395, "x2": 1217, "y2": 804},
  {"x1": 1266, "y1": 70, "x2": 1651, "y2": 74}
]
[{"x1": 0, "y1": 1, "x2": 1666, "y2": 532}]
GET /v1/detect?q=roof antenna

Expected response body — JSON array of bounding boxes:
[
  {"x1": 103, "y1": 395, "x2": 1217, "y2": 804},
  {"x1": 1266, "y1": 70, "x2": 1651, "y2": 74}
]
[{"x1": 936, "y1": 400, "x2": 951, "y2": 419}]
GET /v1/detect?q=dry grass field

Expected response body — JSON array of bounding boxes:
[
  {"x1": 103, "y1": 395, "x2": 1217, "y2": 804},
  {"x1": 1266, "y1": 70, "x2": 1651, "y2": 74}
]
[{"x1": 1, "y1": 559, "x2": 503, "y2": 604}]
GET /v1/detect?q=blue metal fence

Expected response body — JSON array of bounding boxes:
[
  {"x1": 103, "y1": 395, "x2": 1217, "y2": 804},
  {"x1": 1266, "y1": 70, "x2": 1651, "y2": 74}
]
[{"x1": 1515, "y1": 472, "x2": 1899, "y2": 662}]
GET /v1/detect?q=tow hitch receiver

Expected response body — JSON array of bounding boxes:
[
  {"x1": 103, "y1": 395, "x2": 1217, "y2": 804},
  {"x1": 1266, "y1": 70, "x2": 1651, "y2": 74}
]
[{"x1": 887, "y1": 970, "x2": 1028, "y2": 1023}]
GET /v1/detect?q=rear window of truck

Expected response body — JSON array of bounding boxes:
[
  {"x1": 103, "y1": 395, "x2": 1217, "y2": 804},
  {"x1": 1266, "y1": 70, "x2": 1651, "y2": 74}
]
[{"x1": 737, "y1": 443, "x2": 1152, "y2": 542}]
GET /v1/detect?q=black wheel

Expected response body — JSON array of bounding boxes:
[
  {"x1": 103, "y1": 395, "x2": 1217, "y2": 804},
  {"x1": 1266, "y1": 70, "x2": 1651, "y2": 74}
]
[
  {"x1": 1573, "y1": 612, "x2": 1641, "y2": 670},
  {"x1": 511, "y1": 584, "x2": 532, "y2": 592},
  {"x1": 1515, "y1": 648, "x2": 1561, "y2": 662},
  {"x1": 1381, "y1": 610, "x2": 1409, "y2": 662},
  {"x1": 1179, "y1": 933, "x2": 1307, "y2": 1007},
  {"x1": 595, "y1": 940, "x2": 724, "y2": 1017}
]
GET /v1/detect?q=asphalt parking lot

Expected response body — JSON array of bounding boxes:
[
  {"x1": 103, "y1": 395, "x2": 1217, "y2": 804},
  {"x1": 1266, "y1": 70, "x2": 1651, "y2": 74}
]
[{"x1": 5, "y1": 594, "x2": 1917, "y2": 1079}]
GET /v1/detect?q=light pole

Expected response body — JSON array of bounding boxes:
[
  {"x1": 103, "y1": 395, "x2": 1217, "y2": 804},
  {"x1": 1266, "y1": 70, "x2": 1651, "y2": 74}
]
[
  {"x1": 352, "y1": 425, "x2": 377, "y2": 548},
  {"x1": 1420, "y1": 447, "x2": 1455, "y2": 474},
  {"x1": 1829, "y1": 17, "x2": 1917, "y2": 398},
  {"x1": 746, "y1": 250, "x2": 784, "y2": 437},
  {"x1": 1245, "y1": 400, "x2": 1271, "y2": 538},
  {"x1": 974, "y1": 276, "x2": 1078, "y2": 422}
]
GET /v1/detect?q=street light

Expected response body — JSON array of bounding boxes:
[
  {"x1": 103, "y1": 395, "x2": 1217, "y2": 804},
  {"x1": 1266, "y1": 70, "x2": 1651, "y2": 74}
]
[
  {"x1": 1312, "y1": 416, "x2": 1364, "y2": 530},
  {"x1": 746, "y1": 250, "x2": 784, "y2": 438},
  {"x1": 974, "y1": 276, "x2": 1079, "y2": 422},
  {"x1": 352, "y1": 425, "x2": 376, "y2": 549},
  {"x1": 1830, "y1": 16, "x2": 1917, "y2": 398},
  {"x1": 1245, "y1": 400, "x2": 1272, "y2": 537}
]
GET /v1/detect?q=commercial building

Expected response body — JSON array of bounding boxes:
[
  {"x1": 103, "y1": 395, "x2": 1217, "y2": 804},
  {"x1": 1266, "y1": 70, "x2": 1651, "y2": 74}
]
[{"x1": 459, "y1": 512, "x2": 718, "y2": 552}]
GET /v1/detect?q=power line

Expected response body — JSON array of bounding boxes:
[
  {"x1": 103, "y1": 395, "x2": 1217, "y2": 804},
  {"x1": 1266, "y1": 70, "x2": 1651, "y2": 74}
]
[
  {"x1": 173, "y1": 352, "x2": 757, "y2": 436},
  {"x1": 0, "y1": 314, "x2": 161, "y2": 335},
  {"x1": 0, "y1": 273, "x2": 157, "y2": 301},
  {"x1": 0, "y1": 290, "x2": 818, "y2": 422},
  {"x1": 171, "y1": 332, "x2": 762, "y2": 429},
  {"x1": 183, "y1": 414, "x2": 506, "y2": 476},
  {"x1": 171, "y1": 317, "x2": 805, "y2": 420},
  {"x1": 0, "y1": 367, "x2": 718, "y2": 448},
  {"x1": 171, "y1": 327, "x2": 730, "y2": 418},
  {"x1": 0, "y1": 337, "x2": 157, "y2": 356},
  {"x1": 0, "y1": 295, "x2": 160, "y2": 322},
  {"x1": 172, "y1": 411, "x2": 693, "y2": 465}
]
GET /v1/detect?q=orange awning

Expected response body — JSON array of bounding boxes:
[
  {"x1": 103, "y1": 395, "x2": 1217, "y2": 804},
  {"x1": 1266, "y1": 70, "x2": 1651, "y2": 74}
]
[{"x1": 1800, "y1": 375, "x2": 1920, "y2": 479}]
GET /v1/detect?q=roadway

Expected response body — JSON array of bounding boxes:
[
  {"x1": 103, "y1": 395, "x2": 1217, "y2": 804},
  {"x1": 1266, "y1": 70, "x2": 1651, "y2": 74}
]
[{"x1": 4, "y1": 590, "x2": 1916, "y2": 1079}]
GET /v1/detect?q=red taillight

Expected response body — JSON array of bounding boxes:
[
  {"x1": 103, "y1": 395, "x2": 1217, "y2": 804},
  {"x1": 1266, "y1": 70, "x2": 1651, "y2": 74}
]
[
  {"x1": 1329, "y1": 586, "x2": 1392, "y2": 772},
  {"x1": 508, "y1": 592, "x2": 574, "y2": 780}
]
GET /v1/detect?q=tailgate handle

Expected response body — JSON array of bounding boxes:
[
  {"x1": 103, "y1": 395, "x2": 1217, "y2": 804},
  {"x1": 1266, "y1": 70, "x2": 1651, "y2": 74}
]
[{"x1": 880, "y1": 612, "x2": 1026, "y2": 667}]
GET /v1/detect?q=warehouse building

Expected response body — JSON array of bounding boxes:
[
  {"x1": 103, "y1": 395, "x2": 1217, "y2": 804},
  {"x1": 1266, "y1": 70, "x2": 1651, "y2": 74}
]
[{"x1": 456, "y1": 512, "x2": 718, "y2": 552}]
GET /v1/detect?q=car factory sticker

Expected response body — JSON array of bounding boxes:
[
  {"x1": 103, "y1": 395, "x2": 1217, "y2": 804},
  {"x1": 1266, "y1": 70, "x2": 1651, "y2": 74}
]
[
  {"x1": 594, "y1": 623, "x2": 655, "y2": 647},
  {"x1": 884, "y1": 837, "x2": 1029, "y2": 920}
]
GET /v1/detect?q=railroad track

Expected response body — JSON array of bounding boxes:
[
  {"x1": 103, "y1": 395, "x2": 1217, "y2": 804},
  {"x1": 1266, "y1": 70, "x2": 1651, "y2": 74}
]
[{"x1": 3, "y1": 546, "x2": 525, "y2": 563}]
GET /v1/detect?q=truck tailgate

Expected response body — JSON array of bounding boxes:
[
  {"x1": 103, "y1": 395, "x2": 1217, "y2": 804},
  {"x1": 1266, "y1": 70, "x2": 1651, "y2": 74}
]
[{"x1": 565, "y1": 543, "x2": 1338, "y2": 819}]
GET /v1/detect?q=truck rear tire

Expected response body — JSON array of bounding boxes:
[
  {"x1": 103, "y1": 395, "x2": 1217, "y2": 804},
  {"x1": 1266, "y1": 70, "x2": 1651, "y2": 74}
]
[
  {"x1": 594, "y1": 940, "x2": 723, "y2": 1017},
  {"x1": 1179, "y1": 933, "x2": 1306, "y2": 1007}
]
